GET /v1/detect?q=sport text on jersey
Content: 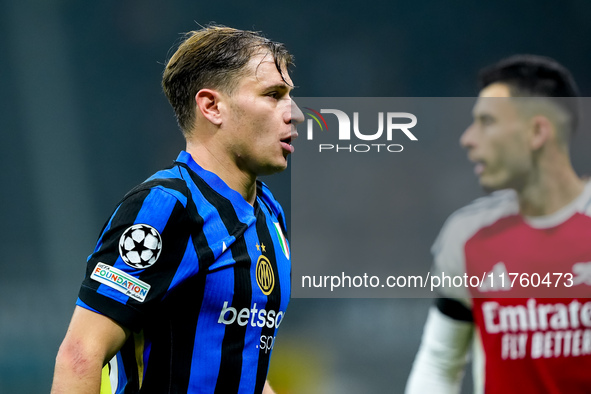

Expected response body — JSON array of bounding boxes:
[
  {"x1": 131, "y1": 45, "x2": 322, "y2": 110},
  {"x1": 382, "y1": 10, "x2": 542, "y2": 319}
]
[
  {"x1": 217, "y1": 301, "x2": 285, "y2": 354},
  {"x1": 482, "y1": 299, "x2": 591, "y2": 360},
  {"x1": 304, "y1": 108, "x2": 417, "y2": 153}
]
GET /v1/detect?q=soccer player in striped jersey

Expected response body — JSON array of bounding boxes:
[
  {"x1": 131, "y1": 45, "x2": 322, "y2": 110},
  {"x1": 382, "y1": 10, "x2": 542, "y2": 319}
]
[
  {"x1": 406, "y1": 55, "x2": 591, "y2": 393},
  {"x1": 52, "y1": 25, "x2": 304, "y2": 394}
]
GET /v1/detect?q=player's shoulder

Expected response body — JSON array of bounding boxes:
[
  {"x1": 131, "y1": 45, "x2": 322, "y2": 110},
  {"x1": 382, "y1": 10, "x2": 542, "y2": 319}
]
[
  {"x1": 445, "y1": 189, "x2": 518, "y2": 232},
  {"x1": 121, "y1": 164, "x2": 191, "y2": 208},
  {"x1": 434, "y1": 190, "x2": 518, "y2": 250},
  {"x1": 431, "y1": 191, "x2": 518, "y2": 301}
]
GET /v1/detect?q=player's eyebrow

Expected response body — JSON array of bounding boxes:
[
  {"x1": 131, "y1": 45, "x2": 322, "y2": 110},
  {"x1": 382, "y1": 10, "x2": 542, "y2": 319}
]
[
  {"x1": 263, "y1": 82, "x2": 296, "y2": 93},
  {"x1": 473, "y1": 112, "x2": 495, "y2": 124}
]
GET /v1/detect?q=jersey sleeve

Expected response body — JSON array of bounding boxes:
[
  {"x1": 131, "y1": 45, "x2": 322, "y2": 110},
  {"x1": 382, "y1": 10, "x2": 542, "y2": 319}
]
[
  {"x1": 430, "y1": 214, "x2": 472, "y2": 304},
  {"x1": 405, "y1": 307, "x2": 474, "y2": 394},
  {"x1": 77, "y1": 186, "x2": 192, "y2": 331},
  {"x1": 431, "y1": 190, "x2": 517, "y2": 306}
]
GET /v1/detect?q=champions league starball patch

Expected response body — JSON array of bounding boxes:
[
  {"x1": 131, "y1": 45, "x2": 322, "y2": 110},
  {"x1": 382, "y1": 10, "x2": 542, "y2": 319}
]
[{"x1": 118, "y1": 224, "x2": 163, "y2": 269}]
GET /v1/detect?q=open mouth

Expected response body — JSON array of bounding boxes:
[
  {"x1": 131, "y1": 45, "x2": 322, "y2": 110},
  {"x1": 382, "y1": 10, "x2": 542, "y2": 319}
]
[
  {"x1": 474, "y1": 161, "x2": 485, "y2": 175},
  {"x1": 280, "y1": 136, "x2": 295, "y2": 153}
]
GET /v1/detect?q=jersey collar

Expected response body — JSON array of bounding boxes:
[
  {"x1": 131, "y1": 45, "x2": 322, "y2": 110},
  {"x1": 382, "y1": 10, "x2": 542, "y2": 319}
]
[{"x1": 176, "y1": 151, "x2": 257, "y2": 218}]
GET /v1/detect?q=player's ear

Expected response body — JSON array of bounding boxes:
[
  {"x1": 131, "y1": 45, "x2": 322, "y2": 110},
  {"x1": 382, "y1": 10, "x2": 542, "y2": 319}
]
[
  {"x1": 195, "y1": 89, "x2": 223, "y2": 126},
  {"x1": 529, "y1": 115, "x2": 552, "y2": 150}
]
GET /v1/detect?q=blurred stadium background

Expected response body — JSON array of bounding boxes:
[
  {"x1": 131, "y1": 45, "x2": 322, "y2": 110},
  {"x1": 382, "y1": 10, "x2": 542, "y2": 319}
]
[{"x1": 2, "y1": 0, "x2": 591, "y2": 392}]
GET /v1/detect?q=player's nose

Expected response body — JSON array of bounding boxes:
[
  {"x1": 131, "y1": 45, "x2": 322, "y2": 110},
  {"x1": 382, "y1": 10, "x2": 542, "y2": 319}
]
[
  {"x1": 289, "y1": 99, "x2": 305, "y2": 126},
  {"x1": 460, "y1": 123, "x2": 477, "y2": 149}
]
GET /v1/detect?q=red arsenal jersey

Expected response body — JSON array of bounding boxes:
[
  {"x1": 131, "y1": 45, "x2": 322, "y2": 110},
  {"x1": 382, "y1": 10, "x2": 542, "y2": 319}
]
[{"x1": 433, "y1": 183, "x2": 591, "y2": 393}]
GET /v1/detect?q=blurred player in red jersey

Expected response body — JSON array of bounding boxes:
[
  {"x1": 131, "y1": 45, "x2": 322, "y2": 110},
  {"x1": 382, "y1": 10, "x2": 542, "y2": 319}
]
[{"x1": 406, "y1": 55, "x2": 591, "y2": 393}]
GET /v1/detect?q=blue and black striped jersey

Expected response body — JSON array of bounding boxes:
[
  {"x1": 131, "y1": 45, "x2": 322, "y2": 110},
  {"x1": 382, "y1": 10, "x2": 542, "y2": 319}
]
[{"x1": 77, "y1": 151, "x2": 291, "y2": 394}]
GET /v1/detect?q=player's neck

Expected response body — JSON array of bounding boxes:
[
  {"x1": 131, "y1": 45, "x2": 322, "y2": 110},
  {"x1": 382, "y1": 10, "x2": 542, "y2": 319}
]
[
  {"x1": 517, "y1": 161, "x2": 584, "y2": 217},
  {"x1": 185, "y1": 142, "x2": 257, "y2": 205}
]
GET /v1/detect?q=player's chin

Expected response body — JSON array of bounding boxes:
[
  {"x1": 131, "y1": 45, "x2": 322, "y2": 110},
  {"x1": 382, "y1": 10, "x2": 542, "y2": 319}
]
[
  {"x1": 479, "y1": 175, "x2": 505, "y2": 193},
  {"x1": 258, "y1": 160, "x2": 289, "y2": 176},
  {"x1": 272, "y1": 160, "x2": 289, "y2": 173}
]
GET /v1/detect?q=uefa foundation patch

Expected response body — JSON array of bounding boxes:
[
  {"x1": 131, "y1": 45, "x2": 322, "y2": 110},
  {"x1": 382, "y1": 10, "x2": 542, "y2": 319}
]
[{"x1": 91, "y1": 262, "x2": 151, "y2": 302}]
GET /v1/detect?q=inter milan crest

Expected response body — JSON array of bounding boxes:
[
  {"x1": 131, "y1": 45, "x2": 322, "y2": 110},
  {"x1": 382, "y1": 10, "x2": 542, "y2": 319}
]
[
  {"x1": 256, "y1": 254, "x2": 275, "y2": 295},
  {"x1": 118, "y1": 224, "x2": 163, "y2": 269}
]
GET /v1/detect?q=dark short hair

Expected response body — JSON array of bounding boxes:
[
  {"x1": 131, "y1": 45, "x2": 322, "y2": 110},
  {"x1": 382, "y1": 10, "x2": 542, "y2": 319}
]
[
  {"x1": 478, "y1": 54, "x2": 580, "y2": 132},
  {"x1": 162, "y1": 25, "x2": 293, "y2": 134}
]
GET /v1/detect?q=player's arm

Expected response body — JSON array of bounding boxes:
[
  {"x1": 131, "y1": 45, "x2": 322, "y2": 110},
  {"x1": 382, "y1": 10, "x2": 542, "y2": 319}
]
[
  {"x1": 51, "y1": 306, "x2": 130, "y2": 394},
  {"x1": 405, "y1": 298, "x2": 474, "y2": 394}
]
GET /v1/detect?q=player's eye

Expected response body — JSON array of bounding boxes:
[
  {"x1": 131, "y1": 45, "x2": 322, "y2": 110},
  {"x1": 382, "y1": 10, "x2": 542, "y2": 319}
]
[{"x1": 478, "y1": 115, "x2": 495, "y2": 126}]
